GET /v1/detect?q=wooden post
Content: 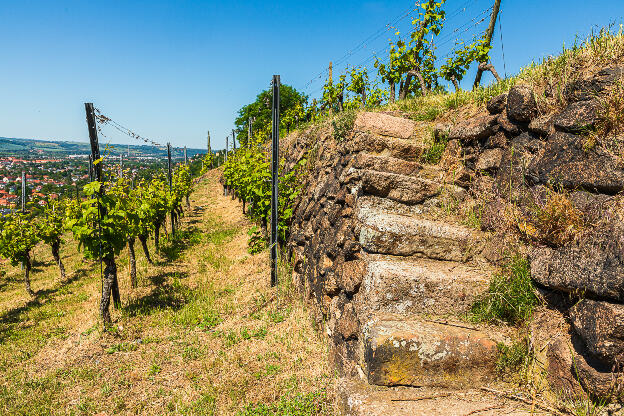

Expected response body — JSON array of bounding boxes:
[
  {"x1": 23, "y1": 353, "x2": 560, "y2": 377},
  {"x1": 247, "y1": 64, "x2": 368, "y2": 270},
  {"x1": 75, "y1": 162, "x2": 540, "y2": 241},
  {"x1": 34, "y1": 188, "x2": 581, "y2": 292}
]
[
  {"x1": 85, "y1": 102, "x2": 121, "y2": 322},
  {"x1": 167, "y1": 142, "x2": 174, "y2": 236},
  {"x1": 88, "y1": 155, "x2": 94, "y2": 182},
  {"x1": 232, "y1": 129, "x2": 237, "y2": 150},
  {"x1": 21, "y1": 171, "x2": 26, "y2": 214},
  {"x1": 473, "y1": 0, "x2": 502, "y2": 89},
  {"x1": 270, "y1": 75, "x2": 280, "y2": 287},
  {"x1": 85, "y1": 103, "x2": 102, "y2": 182}
]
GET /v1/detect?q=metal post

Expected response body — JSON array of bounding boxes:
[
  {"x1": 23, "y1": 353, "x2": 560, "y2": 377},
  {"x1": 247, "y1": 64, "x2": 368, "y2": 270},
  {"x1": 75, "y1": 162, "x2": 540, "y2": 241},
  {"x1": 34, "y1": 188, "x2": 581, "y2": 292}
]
[
  {"x1": 21, "y1": 171, "x2": 26, "y2": 214},
  {"x1": 167, "y1": 142, "x2": 174, "y2": 236},
  {"x1": 224, "y1": 136, "x2": 229, "y2": 196},
  {"x1": 184, "y1": 146, "x2": 188, "y2": 164},
  {"x1": 207, "y1": 131, "x2": 212, "y2": 168},
  {"x1": 270, "y1": 75, "x2": 280, "y2": 287},
  {"x1": 232, "y1": 129, "x2": 237, "y2": 150}
]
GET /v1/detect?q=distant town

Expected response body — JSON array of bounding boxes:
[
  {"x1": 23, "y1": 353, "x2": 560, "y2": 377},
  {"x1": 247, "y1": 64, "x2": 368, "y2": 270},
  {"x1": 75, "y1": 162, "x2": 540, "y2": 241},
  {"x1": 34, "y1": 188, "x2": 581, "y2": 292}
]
[{"x1": 0, "y1": 137, "x2": 207, "y2": 210}]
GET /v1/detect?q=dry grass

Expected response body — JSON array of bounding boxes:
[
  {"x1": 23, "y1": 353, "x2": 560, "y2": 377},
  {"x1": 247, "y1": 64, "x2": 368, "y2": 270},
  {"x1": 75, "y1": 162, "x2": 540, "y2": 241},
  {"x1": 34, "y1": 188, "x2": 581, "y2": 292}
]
[
  {"x1": 515, "y1": 188, "x2": 585, "y2": 248},
  {"x1": 0, "y1": 170, "x2": 335, "y2": 415}
]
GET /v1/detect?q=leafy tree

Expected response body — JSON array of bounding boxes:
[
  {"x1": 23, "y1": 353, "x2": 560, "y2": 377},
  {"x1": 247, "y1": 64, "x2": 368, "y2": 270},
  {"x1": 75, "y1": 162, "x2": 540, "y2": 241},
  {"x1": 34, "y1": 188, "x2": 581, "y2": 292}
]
[
  {"x1": 235, "y1": 85, "x2": 308, "y2": 146},
  {"x1": 322, "y1": 73, "x2": 347, "y2": 113},
  {"x1": 346, "y1": 67, "x2": 368, "y2": 107},
  {"x1": 109, "y1": 177, "x2": 141, "y2": 288},
  {"x1": 132, "y1": 180, "x2": 157, "y2": 264},
  {"x1": 66, "y1": 181, "x2": 127, "y2": 325},
  {"x1": 37, "y1": 200, "x2": 67, "y2": 280},
  {"x1": 0, "y1": 213, "x2": 40, "y2": 297},
  {"x1": 374, "y1": 41, "x2": 409, "y2": 103},
  {"x1": 399, "y1": 0, "x2": 446, "y2": 99}
]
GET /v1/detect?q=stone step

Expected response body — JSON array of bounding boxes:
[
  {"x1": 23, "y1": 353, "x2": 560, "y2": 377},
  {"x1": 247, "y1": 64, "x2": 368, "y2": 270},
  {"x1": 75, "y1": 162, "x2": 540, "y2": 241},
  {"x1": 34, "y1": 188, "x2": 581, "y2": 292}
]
[
  {"x1": 359, "y1": 169, "x2": 441, "y2": 205},
  {"x1": 339, "y1": 378, "x2": 546, "y2": 416},
  {"x1": 357, "y1": 195, "x2": 434, "y2": 218},
  {"x1": 353, "y1": 111, "x2": 419, "y2": 139},
  {"x1": 348, "y1": 132, "x2": 426, "y2": 161},
  {"x1": 362, "y1": 316, "x2": 506, "y2": 389},
  {"x1": 352, "y1": 153, "x2": 423, "y2": 176},
  {"x1": 355, "y1": 255, "x2": 491, "y2": 318},
  {"x1": 358, "y1": 209, "x2": 480, "y2": 262},
  {"x1": 352, "y1": 153, "x2": 444, "y2": 180}
]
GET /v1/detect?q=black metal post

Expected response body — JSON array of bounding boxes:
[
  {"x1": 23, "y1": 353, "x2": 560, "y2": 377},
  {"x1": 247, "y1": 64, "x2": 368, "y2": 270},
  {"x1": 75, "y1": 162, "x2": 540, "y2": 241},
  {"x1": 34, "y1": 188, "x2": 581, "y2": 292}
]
[
  {"x1": 224, "y1": 136, "x2": 229, "y2": 196},
  {"x1": 167, "y1": 142, "x2": 175, "y2": 236},
  {"x1": 270, "y1": 75, "x2": 280, "y2": 287},
  {"x1": 21, "y1": 171, "x2": 26, "y2": 214},
  {"x1": 232, "y1": 129, "x2": 237, "y2": 150},
  {"x1": 207, "y1": 131, "x2": 212, "y2": 168}
]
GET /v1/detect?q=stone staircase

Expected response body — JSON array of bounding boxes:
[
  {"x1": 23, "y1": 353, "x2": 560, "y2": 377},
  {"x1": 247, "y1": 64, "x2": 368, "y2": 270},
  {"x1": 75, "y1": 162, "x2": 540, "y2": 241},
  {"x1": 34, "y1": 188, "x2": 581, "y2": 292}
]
[
  {"x1": 333, "y1": 112, "x2": 538, "y2": 414},
  {"x1": 284, "y1": 111, "x2": 546, "y2": 414}
]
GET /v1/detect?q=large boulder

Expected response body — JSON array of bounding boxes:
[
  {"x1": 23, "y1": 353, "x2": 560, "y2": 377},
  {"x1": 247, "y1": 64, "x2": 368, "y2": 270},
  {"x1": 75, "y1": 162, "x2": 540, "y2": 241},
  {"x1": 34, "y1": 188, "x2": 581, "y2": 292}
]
[
  {"x1": 475, "y1": 148, "x2": 503, "y2": 172},
  {"x1": 553, "y1": 100, "x2": 601, "y2": 133},
  {"x1": 564, "y1": 66, "x2": 624, "y2": 102},
  {"x1": 528, "y1": 114, "x2": 555, "y2": 137},
  {"x1": 448, "y1": 114, "x2": 497, "y2": 142},
  {"x1": 547, "y1": 335, "x2": 624, "y2": 401},
  {"x1": 506, "y1": 85, "x2": 537, "y2": 123},
  {"x1": 486, "y1": 93, "x2": 507, "y2": 115},
  {"x1": 354, "y1": 112, "x2": 417, "y2": 139},
  {"x1": 526, "y1": 131, "x2": 624, "y2": 194},
  {"x1": 530, "y1": 222, "x2": 624, "y2": 301},
  {"x1": 546, "y1": 336, "x2": 624, "y2": 401},
  {"x1": 570, "y1": 299, "x2": 624, "y2": 366}
]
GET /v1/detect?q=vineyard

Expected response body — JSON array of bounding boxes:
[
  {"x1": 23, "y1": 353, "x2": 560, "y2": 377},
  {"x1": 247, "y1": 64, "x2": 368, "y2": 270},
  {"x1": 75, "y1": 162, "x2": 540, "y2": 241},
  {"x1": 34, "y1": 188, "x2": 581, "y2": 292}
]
[
  {"x1": 3, "y1": 0, "x2": 624, "y2": 414},
  {"x1": 0, "y1": 161, "x2": 193, "y2": 325}
]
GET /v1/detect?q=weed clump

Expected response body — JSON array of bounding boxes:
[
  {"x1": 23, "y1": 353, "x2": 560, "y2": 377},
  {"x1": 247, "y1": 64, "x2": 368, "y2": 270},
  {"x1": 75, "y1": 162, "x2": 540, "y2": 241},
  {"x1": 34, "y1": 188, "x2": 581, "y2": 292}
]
[
  {"x1": 421, "y1": 130, "x2": 449, "y2": 164},
  {"x1": 471, "y1": 255, "x2": 539, "y2": 325},
  {"x1": 331, "y1": 110, "x2": 357, "y2": 142},
  {"x1": 496, "y1": 339, "x2": 531, "y2": 376},
  {"x1": 518, "y1": 189, "x2": 584, "y2": 247}
]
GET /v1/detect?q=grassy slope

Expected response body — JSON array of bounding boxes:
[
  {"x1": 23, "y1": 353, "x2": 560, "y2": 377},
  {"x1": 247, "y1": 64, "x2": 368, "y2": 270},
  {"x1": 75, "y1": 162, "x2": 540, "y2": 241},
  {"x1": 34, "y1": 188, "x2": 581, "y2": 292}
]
[{"x1": 0, "y1": 170, "x2": 335, "y2": 416}]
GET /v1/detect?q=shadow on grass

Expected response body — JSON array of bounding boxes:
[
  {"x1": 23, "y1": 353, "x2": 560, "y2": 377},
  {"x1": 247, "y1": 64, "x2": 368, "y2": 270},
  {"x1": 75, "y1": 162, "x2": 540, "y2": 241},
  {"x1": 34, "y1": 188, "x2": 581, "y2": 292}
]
[
  {"x1": 123, "y1": 275, "x2": 191, "y2": 317},
  {"x1": 0, "y1": 265, "x2": 90, "y2": 343},
  {"x1": 158, "y1": 226, "x2": 203, "y2": 262},
  {"x1": 145, "y1": 270, "x2": 189, "y2": 287}
]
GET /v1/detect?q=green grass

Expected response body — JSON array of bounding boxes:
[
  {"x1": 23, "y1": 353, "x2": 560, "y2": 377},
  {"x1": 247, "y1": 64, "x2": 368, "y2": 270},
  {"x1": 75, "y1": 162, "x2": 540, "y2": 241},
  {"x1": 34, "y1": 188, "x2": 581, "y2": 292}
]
[
  {"x1": 496, "y1": 339, "x2": 531, "y2": 375},
  {"x1": 420, "y1": 130, "x2": 449, "y2": 164},
  {"x1": 471, "y1": 255, "x2": 539, "y2": 325},
  {"x1": 237, "y1": 391, "x2": 331, "y2": 416}
]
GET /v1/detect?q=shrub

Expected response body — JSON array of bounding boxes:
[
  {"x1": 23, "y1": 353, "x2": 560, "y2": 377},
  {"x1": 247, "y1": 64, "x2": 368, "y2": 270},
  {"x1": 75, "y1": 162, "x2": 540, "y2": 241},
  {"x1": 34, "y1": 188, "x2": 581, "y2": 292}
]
[
  {"x1": 331, "y1": 110, "x2": 357, "y2": 142},
  {"x1": 471, "y1": 255, "x2": 539, "y2": 325}
]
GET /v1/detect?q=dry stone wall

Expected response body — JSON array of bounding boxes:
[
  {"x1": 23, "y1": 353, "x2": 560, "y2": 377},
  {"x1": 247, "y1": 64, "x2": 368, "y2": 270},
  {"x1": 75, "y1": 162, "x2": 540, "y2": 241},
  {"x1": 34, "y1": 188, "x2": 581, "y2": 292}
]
[{"x1": 280, "y1": 66, "x2": 624, "y2": 407}]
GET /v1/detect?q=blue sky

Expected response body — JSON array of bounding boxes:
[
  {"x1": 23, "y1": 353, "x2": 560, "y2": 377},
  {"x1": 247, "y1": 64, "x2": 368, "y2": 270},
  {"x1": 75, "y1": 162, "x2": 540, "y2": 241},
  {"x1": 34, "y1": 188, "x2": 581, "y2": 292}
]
[{"x1": 0, "y1": 0, "x2": 622, "y2": 151}]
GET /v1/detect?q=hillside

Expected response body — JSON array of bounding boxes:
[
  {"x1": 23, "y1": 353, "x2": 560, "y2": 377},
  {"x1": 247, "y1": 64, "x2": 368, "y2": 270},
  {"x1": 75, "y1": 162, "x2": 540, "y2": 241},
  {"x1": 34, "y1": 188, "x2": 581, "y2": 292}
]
[
  {"x1": 0, "y1": 137, "x2": 206, "y2": 159},
  {"x1": 0, "y1": 171, "x2": 334, "y2": 415}
]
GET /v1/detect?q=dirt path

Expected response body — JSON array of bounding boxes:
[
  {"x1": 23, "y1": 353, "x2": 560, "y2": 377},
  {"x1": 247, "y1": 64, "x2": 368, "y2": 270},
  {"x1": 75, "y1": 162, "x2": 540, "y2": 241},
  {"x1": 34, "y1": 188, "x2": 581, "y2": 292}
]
[{"x1": 0, "y1": 170, "x2": 335, "y2": 415}]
